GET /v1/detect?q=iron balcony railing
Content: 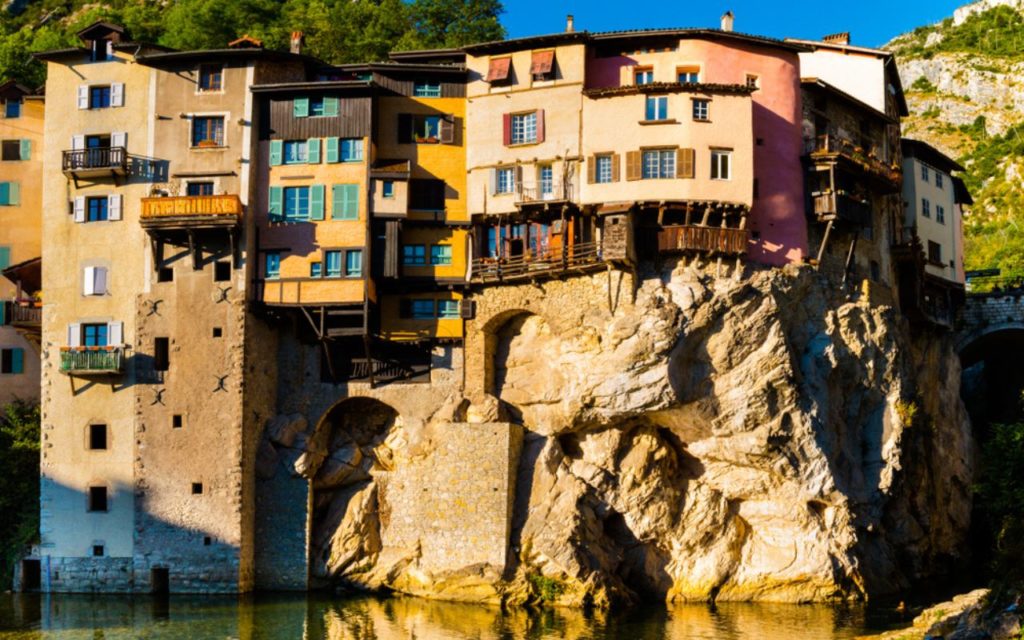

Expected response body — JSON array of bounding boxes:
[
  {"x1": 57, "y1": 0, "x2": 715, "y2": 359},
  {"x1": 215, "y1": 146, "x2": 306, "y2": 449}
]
[
  {"x1": 59, "y1": 346, "x2": 125, "y2": 375},
  {"x1": 62, "y1": 147, "x2": 128, "y2": 173},
  {"x1": 471, "y1": 241, "x2": 601, "y2": 282},
  {"x1": 657, "y1": 225, "x2": 748, "y2": 255},
  {"x1": 515, "y1": 182, "x2": 575, "y2": 205}
]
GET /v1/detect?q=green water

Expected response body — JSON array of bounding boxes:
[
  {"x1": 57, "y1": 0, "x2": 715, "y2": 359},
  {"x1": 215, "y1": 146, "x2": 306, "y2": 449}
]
[{"x1": 0, "y1": 592, "x2": 914, "y2": 639}]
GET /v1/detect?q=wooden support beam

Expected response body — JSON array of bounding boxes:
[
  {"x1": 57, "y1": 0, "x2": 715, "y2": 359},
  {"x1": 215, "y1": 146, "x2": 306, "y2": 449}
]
[
  {"x1": 816, "y1": 219, "x2": 834, "y2": 266},
  {"x1": 842, "y1": 234, "x2": 858, "y2": 286},
  {"x1": 188, "y1": 230, "x2": 201, "y2": 271}
]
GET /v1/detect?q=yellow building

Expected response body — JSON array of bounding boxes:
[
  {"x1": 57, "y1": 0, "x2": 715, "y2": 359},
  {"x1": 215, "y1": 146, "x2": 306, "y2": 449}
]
[{"x1": 0, "y1": 81, "x2": 43, "y2": 403}]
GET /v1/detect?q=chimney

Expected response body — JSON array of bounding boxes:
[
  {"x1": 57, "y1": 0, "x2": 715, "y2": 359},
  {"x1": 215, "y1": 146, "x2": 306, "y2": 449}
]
[
  {"x1": 822, "y1": 32, "x2": 851, "y2": 45},
  {"x1": 290, "y1": 31, "x2": 304, "y2": 55},
  {"x1": 721, "y1": 11, "x2": 734, "y2": 32},
  {"x1": 566, "y1": 14, "x2": 575, "y2": 33}
]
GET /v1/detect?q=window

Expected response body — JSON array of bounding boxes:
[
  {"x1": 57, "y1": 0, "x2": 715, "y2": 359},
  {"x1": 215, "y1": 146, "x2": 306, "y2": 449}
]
[
  {"x1": 921, "y1": 165, "x2": 929, "y2": 183},
  {"x1": 83, "y1": 266, "x2": 108, "y2": 296},
  {"x1": 641, "y1": 149, "x2": 675, "y2": 179},
  {"x1": 214, "y1": 260, "x2": 231, "y2": 282},
  {"x1": 89, "y1": 39, "x2": 111, "y2": 62},
  {"x1": 411, "y1": 299, "x2": 435, "y2": 319},
  {"x1": 191, "y1": 116, "x2": 225, "y2": 147},
  {"x1": 283, "y1": 140, "x2": 308, "y2": 164},
  {"x1": 4, "y1": 99, "x2": 20, "y2": 118},
  {"x1": 88, "y1": 486, "x2": 108, "y2": 512},
  {"x1": 677, "y1": 67, "x2": 699, "y2": 83},
  {"x1": 511, "y1": 112, "x2": 538, "y2": 144},
  {"x1": 745, "y1": 74, "x2": 760, "y2": 90},
  {"x1": 0, "y1": 246, "x2": 7, "y2": 270},
  {"x1": 410, "y1": 179, "x2": 445, "y2": 210},
  {"x1": 82, "y1": 323, "x2": 108, "y2": 347},
  {"x1": 413, "y1": 81, "x2": 441, "y2": 97},
  {"x1": 89, "y1": 85, "x2": 111, "y2": 109},
  {"x1": 530, "y1": 50, "x2": 555, "y2": 81},
  {"x1": 437, "y1": 300, "x2": 459, "y2": 319},
  {"x1": 921, "y1": 198, "x2": 931, "y2": 218},
  {"x1": 157, "y1": 267, "x2": 173, "y2": 283},
  {"x1": 172, "y1": 415, "x2": 183, "y2": 429},
  {"x1": 928, "y1": 240, "x2": 942, "y2": 264},
  {"x1": 332, "y1": 184, "x2": 359, "y2": 220},
  {"x1": 414, "y1": 115, "x2": 442, "y2": 143},
  {"x1": 187, "y1": 181, "x2": 214, "y2": 196},
  {"x1": 645, "y1": 96, "x2": 668, "y2": 121},
  {"x1": 430, "y1": 245, "x2": 452, "y2": 265},
  {"x1": 341, "y1": 139, "x2": 363, "y2": 162},
  {"x1": 212, "y1": 327, "x2": 222, "y2": 338},
  {"x1": 936, "y1": 173, "x2": 944, "y2": 189},
  {"x1": 310, "y1": 262, "x2": 322, "y2": 277},
  {"x1": 382, "y1": 180, "x2": 394, "y2": 198},
  {"x1": 937, "y1": 205, "x2": 946, "y2": 224},
  {"x1": 692, "y1": 99, "x2": 710, "y2": 121},
  {"x1": 284, "y1": 186, "x2": 310, "y2": 221},
  {"x1": 486, "y1": 57, "x2": 512, "y2": 84},
  {"x1": 191, "y1": 482, "x2": 203, "y2": 495},
  {"x1": 153, "y1": 337, "x2": 169, "y2": 372},
  {"x1": 325, "y1": 251, "x2": 342, "y2": 277},
  {"x1": 89, "y1": 424, "x2": 107, "y2": 450},
  {"x1": 0, "y1": 182, "x2": 17, "y2": 206},
  {"x1": 711, "y1": 149, "x2": 732, "y2": 180},
  {"x1": 596, "y1": 155, "x2": 613, "y2": 183},
  {"x1": 87, "y1": 197, "x2": 108, "y2": 222},
  {"x1": 496, "y1": 167, "x2": 515, "y2": 194},
  {"x1": 92, "y1": 545, "x2": 104, "y2": 557},
  {"x1": 403, "y1": 245, "x2": 426, "y2": 266},
  {"x1": 539, "y1": 165, "x2": 554, "y2": 198},
  {"x1": 265, "y1": 252, "x2": 280, "y2": 279},
  {"x1": 198, "y1": 65, "x2": 223, "y2": 92},
  {"x1": 345, "y1": 250, "x2": 362, "y2": 276},
  {"x1": 634, "y1": 68, "x2": 653, "y2": 85},
  {"x1": 309, "y1": 96, "x2": 326, "y2": 117},
  {"x1": 1, "y1": 140, "x2": 28, "y2": 161},
  {"x1": 0, "y1": 348, "x2": 24, "y2": 374}
]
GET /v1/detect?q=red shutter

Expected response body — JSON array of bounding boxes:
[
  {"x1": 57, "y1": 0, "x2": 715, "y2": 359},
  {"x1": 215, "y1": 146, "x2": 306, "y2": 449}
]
[
  {"x1": 530, "y1": 50, "x2": 554, "y2": 75},
  {"x1": 536, "y1": 109, "x2": 545, "y2": 143},
  {"x1": 502, "y1": 113, "x2": 512, "y2": 146},
  {"x1": 487, "y1": 57, "x2": 511, "y2": 82}
]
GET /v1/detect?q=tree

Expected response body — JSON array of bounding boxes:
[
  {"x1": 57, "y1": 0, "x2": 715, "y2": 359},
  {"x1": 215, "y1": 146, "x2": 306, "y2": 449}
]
[
  {"x1": 404, "y1": 0, "x2": 504, "y2": 50},
  {"x1": 0, "y1": 400, "x2": 40, "y2": 589}
]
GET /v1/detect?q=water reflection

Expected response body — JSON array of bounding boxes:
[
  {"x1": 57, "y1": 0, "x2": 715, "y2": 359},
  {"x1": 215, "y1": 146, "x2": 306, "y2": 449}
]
[{"x1": 0, "y1": 592, "x2": 906, "y2": 639}]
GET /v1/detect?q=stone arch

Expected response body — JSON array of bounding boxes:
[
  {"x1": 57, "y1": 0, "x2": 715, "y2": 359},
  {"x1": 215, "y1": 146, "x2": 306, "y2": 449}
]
[
  {"x1": 957, "y1": 322, "x2": 1024, "y2": 365},
  {"x1": 482, "y1": 309, "x2": 536, "y2": 398}
]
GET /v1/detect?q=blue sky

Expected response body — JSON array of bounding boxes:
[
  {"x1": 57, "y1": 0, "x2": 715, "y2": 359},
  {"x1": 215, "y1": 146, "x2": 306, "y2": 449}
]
[{"x1": 500, "y1": 0, "x2": 967, "y2": 48}]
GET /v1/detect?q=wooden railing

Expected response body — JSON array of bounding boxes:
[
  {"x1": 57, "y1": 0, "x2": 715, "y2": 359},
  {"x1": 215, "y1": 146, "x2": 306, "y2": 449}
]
[
  {"x1": 516, "y1": 182, "x2": 575, "y2": 204},
  {"x1": 59, "y1": 346, "x2": 125, "y2": 374},
  {"x1": 2, "y1": 301, "x2": 41, "y2": 326},
  {"x1": 812, "y1": 192, "x2": 872, "y2": 225},
  {"x1": 141, "y1": 194, "x2": 243, "y2": 220},
  {"x1": 657, "y1": 225, "x2": 748, "y2": 255},
  {"x1": 471, "y1": 241, "x2": 601, "y2": 282},
  {"x1": 808, "y1": 134, "x2": 900, "y2": 183},
  {"x1": 62, "y1": 147, "x2": 127, "y2": 173}
]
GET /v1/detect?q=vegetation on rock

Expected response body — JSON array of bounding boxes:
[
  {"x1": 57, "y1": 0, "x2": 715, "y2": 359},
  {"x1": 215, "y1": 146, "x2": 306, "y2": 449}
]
[{"x1": 0, "y1": 400, "x2": 40, "y2": 590}]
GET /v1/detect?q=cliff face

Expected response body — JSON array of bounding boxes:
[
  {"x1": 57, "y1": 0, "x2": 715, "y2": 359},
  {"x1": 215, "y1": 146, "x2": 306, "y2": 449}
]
[{"x1": 260, "y1": 265, "x2": 973, "y2": 606}]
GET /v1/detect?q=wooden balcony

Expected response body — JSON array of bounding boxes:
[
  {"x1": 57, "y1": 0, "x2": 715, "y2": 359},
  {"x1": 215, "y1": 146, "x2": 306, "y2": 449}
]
[
  {"x1": 807, "y1": 134, "x2": 901, "y2": 187},
  {"x1": 59, "y1": 346, "x2": 125, "y2": 375},
  {"x1": 657, "y1": 225, "x2": 748, "y2": 255},
  {"x1": 471, "y1": 241, "x2": 601, "y2": 284},
  {"x1": 62, "y1": 147, "x2": 128, "y2": 183},
  {"x1": 140, "y1": 195, "x2": 243, "y2": 230},
  {"x1": 812, "y1": 192, "x2": 872, "y2": 226},
  {"x1": 2, "y1": 301, "x2": 41, "y2": 328}
]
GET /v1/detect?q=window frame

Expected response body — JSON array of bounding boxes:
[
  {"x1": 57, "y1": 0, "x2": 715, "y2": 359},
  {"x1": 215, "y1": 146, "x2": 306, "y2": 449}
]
[
  {"x1": 645, "y1": 95, "x2": 669, "y2": 121},
  {"x1": 82, "y1": 323, "x2": 109, "y2": 347},
  {"x1": 197, "y1": 64, "x2": 224, "y2": 93},
  {"x1": 437, "y1": 299, "x2": 460, "y2": 319},
  {"x1": 710, "y1": 148, "x2": 732, "y2": 181},
  {"x1": 410, "y1": 299, "x2": 436, "y2": 319},
  {"x1": 87, "y1": 486, "x2": 108, "y2": 513},
  {"x1": 320, "y1": 248, "x2": 364, "y2": 278},
  {"x1": 283, "y1": 186, "x2": 311, "y2": 221},
  {"x1": 692, "y1": 99, "x2": 710, "y2": 122},
  {"x1": 89, "y1": 85, "x2": 111, "y2": 109},
  {"x1": 936, "y1": 205, "x2": 946, "y2": 224},
  {"x1": 403, "y1": 244, "x2": 427, "y2": 266},
  {"x1": 283, "y1": 140, "x2": 308, "y2": 164},
  {"x1": 4, "y1": 99, "x2": 21, "y2": 119},
  {"x1": 921, "y1": 198, "x2": 931, "y2": 218},
  {"x1": 264, "y1": 251, "x2": 281, "y2": 279},
  {"x1": 634, "y1": 67, "x2": 654, "y2": 85},
  {"x1": 382, "y1": 180, "x2": 395, "y2": 198},
  {"x1": 190, "y1": 114, "x2": 227, "y2": 148},
  {"x1": 496, "y1": 167, "x2": 516, "y2": 194},
  {"x1": 510, "y1": 111, "x2": 538, "y2": 145},
  {"x1": 413, "y1": 81, "x2": 442, "y2": 98},
  {"x1": 413, "y1": 114, "x2": 442, "y2": 144},
  {"x1": 430, "y1": 244, "x2": 453, "y2": 266},
  {"x1": 676, "y1": 66, "x2": 700, "y2": 83},
  {"x1": 641, "y1": 148, "x2": 676, "y2": 180}
]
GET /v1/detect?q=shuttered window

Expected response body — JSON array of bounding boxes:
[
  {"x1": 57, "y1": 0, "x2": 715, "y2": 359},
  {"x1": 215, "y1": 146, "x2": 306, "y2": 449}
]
[
  {"x1": 265, "y1": 252, "x2": 280, "y2": 279},
  {"x1": 677, "y1": 148, "x2": 695, "y2": 179},
  {"x1": 0, "y1": 182, "x2": 19, "y2": 205},
  {"x1": 0, "y1": 348, "x2": 25, "y2": 374},
  {"x1": 332, "y1": 184, "x2": 359, "y2": 220}
]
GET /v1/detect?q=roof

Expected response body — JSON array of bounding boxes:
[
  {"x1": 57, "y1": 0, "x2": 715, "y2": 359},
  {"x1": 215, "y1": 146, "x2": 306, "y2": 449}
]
[
  {"x1": 388, "y1": 48, "x2": 466, "y2": 65},
  {"x1": 952, "y1": 176, "x2": 974, "y2": 206},
  {"x1": 76, "y1": 21, "x2": 126, "y2": 40},
  {"x1": 330, "y1": 61, "x2": 466, "y2": 75},
  {"x1": 250, "y1": 80, "x2": 373, "y2": 94},
  {"x1": 0, "y1": 80, "x2": 33, "y2": 99},
  {"x1": 802, "y1": 77, "x2": 895, "y2": 123},
  {"x1": 462, "y1": 31, "x2": 590, "y2": 54},
  {"x1": 32, "y1": 47, "x2": 89, "y2": 62},
  {"x1": 2, "y1": 256, "x2": 41, "y2": 294},
  {"x1": 789, "y1": 37, "x2": 909, "y2": 117},
  {"x1": 902, "y1": 138, "x2": 965, "y2": 173},
  {"x1": 136, "y1": 48, "x2": 322, "y2": 67},
  {"x1": 584, "y1": 81, "x2": 754, "y2": 99},
  {"x1": 371, "y1": 159, "x2": 412, "y2": 177}
]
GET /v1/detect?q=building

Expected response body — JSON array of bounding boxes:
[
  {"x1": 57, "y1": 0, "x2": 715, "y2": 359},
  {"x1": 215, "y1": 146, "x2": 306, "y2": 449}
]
[{"x1": 0, "y1": 81, "x2": 43, "y2": 404}]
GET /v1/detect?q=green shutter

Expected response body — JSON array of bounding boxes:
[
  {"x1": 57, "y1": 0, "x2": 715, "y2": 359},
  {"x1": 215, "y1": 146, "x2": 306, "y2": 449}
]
[
  {"x1": 0, "y1": 183, "x2": 8, "y2": 206},
  {"x1": 307, "y1": 138, "x2": 321, "y2": 164},
  {"x1": 325, "y1": 137, "x2": 340, "y2": 163},
  {"x1": 19, "y1": 139, "x2": 30, "y2": 160},
  {"x1": 323, "y1": 96, "x2": 339, "y2": 117},
  {"x1": 11, "y1": 348, "x2": 23, "y2": 374},
  {"x1": 335, "y1": 184, "x2": 358, "y2": 220},
  {"x1": 0, "y1": 246, "x2": 10, "y2": 270},
  {"x1": 0, "y1": 303, "x2": 5, "y2": 326},
  {"x1": 293, "y1": 97, "x2": 309, "y2": 118},
  {"x1": 269, "y1": 140, "x2": 283, "y2": 166},
  {"x1": 268, "y1": 186, "x2": 284, "y2": 222},
  {"x1": 8, "y1": 182, "x2": 18, "y2": 206},
  {"x1": 310, "y1": 184, "x2": 325, "y2": 220}
]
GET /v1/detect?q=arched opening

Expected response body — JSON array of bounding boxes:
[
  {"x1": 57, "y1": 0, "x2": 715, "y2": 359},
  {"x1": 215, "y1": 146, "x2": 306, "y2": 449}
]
[
  {"x1": 307, "y1": 397, "x2": 399, "y2": 587},
  {"x1": 488, "y1": 311, "x2": 564, "y2": 425}
]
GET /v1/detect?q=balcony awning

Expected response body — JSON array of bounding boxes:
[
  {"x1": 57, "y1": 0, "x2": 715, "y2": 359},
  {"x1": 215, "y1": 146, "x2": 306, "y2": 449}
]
[
  {"x1": 2, "y1": 256, "x2": 41, "y2": 295},
  {"x1": 596, "y1": 202, "x2": 635, "y2": 215},
  {"x1": 486, "y1": 57, "x2": 511, "y2": 82},
  {"x1": 371, "y1": 159, "x2": 411, "y2": 179},
  {"x1": 530, "y1": 50, "x2": 554, "y2": 75}
]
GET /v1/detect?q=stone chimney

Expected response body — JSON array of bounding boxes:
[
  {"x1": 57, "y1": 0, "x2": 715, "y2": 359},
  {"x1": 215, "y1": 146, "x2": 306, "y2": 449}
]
[
  {"x1": 566, "y1": 14, "x2": 574, "y2": 33},
  {"x1": 721, "y1": 11, "x2": 734, "y2": 32},
  {"x1": 290, "y1": 31, "x2": 304, "y2": 55},
  {"x1": 822, "y1": 32, "x2": 851, "y2": 45}
]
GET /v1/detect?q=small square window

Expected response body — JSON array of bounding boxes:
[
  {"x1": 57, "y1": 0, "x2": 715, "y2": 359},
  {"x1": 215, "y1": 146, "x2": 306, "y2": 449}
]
[
  {"x1": 692, "y1": 99, "x2": 710, "y2": 122},
  {"x1": 92, "y1": 545, "x2": 104, "y2": 557},
  {"x1": 191, "y1": 482, "x2": 203, "y2": 495},
  {"x1": 645, "y1": 96, "x2": 668, "y2": 121},
  {"x1": 89, "y1": 86, "x2": 111, "y2": 109},
  {"x1": 745, "y1": 74, "x2": 760, "y2": 90},
  {"x1": 411, "y1": 299, "x2": 435, "y2": 319},
  {"x1": 310, "y1": 262, "x2": 323, "y2": 278},
  {"x1": 187, "y1": 181, "x2": 214, "y2": 196},
  {"x1": 309, "y1": 96, "x2": 326, "y2": 117},
  {"x1": 214, "y1": 260, "x2": 231, "y2": 282},
  {"x1": 382, "y1": 180, "x2": 394, "y2": 198},
  {"x1": 677, "y1": 67, "x2": 699, "y2": 83},
  {"x1": 154, "y1": 337, "x2": 170, "y2": 372},
  {"x1": 5, "y1": 99, "x2": 21, "y2": 118},
  {"x1": 203, "y1": 536, "x2": 212, "y2": 546},
  {"x1": 89, "y1": 424, "x2": 107, "y2": 451},
  {"x1": 88, "y1": 486, "x2": 108, "y2": 512},
  {"x1": 1, "y1": 140, "x2": 21, "y2": 161},
  {"x1": 191, "y1": 116, "x2": 225, "y2": 147},
  {"x1": 198, "y1": 65, "x2": 223, "y2": 92},
  {"x1": 265, "y1": 252, "x2": 281, "y2": 279},
  {"x1": 403, "y1": 245, "x2": 426, "y2": 266},
  {"x1": 212, "y1": 327, "x2": 222, "y2": 338},
  {"x1": 283, "y1": 140, "x2": 308, "y2": 164},
  {"x1": 172, "y1": 414, "x2": 183, "y2": 429},
  {"x1": 437, "y1": 300, "x2": 459, "y2": 319},
  {"x1": 430, "y1": 245, "x2": 452, "y2": 265},
  {"x1": 634, "y1": 68, "x2": 653, "y2": 85},
  {"x1": 413, "y1": 81, "x2": 441, "y2": 98},
  {"x1": 157, "y1": 267, "x2": 174, "y2": 283}
]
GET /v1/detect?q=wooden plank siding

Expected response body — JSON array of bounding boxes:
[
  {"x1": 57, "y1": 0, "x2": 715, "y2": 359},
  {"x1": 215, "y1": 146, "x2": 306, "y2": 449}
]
[
  {"x1": 372, "y1": 74, "x2": 465, "y2": 98},
  {"x1": 259, "y1": 95, "x2": 373, "y2": 140}
]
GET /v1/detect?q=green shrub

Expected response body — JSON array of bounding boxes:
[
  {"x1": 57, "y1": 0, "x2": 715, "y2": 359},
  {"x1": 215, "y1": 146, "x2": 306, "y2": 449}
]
[{"x1": 0, "y1": 400, "x2": 40, "y2": 589}]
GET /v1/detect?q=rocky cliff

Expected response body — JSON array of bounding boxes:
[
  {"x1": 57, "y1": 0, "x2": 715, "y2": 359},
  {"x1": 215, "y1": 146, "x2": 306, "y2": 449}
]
[{"x1": 259, "y1": 264, "x2": 973, "y2": 607}]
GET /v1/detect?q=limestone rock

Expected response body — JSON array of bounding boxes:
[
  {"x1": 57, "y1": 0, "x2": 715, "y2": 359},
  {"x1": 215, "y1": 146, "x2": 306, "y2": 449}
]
[
  {"x1": 266, "y1": 413, "x2": 307, "y2": 448},
  {"x1": 313, "y1": 445, "x2": 365, "y2": 490}
]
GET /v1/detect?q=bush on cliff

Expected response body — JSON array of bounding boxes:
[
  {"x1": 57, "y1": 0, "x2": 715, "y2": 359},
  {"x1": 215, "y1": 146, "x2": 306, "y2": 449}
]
[
  {"x1": 976, "y1": 421, "x2": 1024, "y2": 589},
  {"x1": 0, "y1": 400, "x2": 40, "y2": 590}
]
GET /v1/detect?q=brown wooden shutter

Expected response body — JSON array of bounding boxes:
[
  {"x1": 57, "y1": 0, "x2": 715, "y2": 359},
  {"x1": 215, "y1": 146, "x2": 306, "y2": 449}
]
[
  {"x1": 514, "y1": 165, "x2": 523, "y2": 190},
  {"x1": 502, "y1": 113, "x2": 512, "y2": 146},
  {"x1": 397, "y1": 113, "x2": 413, "y2": 143},
  {"x1": 612, "y1": 153, "x2": 621, "y2": 181},
  {"x1": 384, "y1": 220, "x2": 401, "y2": 278},
  {"x1": 530, "y1": 50, "x2": 554, "y2": 75},
  {"x1": 626, "y1": 151, "x2": 641, "y2": 181},
  {"x1": 439, "y1": 115, "x2": 455, "y2": 144},
  {"x1": 536, "y1": 109, "x2": 545, "y2": 143},
  {"x1": 487, "y1": 57, "x2": 511, "y2": 82},
  {"x1": 587, "y1": 156, "x2": 596, "y2": 184},
  {"x1": 677, "y1": 148, "x2": 695, "y2": 179}
]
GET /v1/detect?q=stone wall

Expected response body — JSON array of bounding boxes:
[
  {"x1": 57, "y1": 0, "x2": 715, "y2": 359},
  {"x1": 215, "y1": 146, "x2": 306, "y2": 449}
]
[{"x1": 43, "y1": 557, "x2": 134, "y2": 593}]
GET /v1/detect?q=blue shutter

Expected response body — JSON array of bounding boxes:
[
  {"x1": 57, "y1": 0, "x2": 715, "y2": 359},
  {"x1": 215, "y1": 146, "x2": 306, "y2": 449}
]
[
  {"x1": 19, "y1": 139, "x2": 30, "y2": 160},
  {"x1": 0, "y1": 183, "x2": 8, "y2": 205},
  {"x1": 268, "y1": 186, "x2": 284, "y2": 222},
  {"x1": 11, "y1": 348, "x2": 23, "y2": 374},
  {"x1": 269, "y1": 140, "x2": 283, "y2": 166},
  {"x1": 344, "y1": 184, "x2": 359, "y2": 219},
  {"x1": 307, "y1": 138, "x2": 321, "y2": 164},
  {"x1": 325, "y1": 137, "x2": 340, "y2": 163},
  {"x1": 293, "y1": 97, "x2": 309, "y2": 118},
  {"x1": 310, "y1": 185, "x2": 325, "y2": 220},
  {"x1": 322, "y1": 96, "x2": 339, "y2": 117}
]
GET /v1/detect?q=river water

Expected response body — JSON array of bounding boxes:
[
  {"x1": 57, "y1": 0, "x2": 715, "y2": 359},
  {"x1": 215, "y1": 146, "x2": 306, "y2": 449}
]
[{"x1": 0, "y1": 592, "x2": 915, "y2": 639}]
